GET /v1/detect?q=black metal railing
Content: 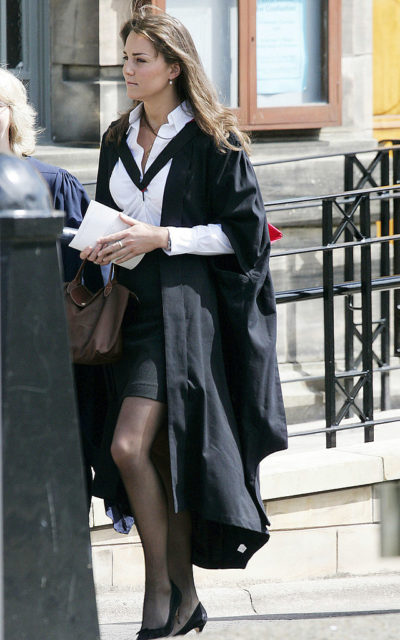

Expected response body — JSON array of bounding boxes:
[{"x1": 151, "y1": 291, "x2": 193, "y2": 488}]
[
  {"x1": 268, "y1": 183, "x2": 400, "y2": 447},
  {"x1": 256, "y1": 142, "x2": 400, "y2": 403}
]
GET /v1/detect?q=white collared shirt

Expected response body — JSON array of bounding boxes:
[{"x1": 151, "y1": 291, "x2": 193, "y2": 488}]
[{"x1": 109, "y1": 101, "x2": 234, "y2": 256}]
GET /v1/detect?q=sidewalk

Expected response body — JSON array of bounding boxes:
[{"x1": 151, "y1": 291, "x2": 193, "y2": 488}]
[{"x1": 98, "y1": 573, "x2": 400, "y2": 639}]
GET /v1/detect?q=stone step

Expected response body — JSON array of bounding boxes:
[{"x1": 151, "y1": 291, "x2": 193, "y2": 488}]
[{"x1": 89, "y1": 433, "x2": 400, "y2": 589}]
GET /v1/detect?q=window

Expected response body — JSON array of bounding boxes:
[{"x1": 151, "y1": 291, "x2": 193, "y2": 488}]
[
  {"x1": 0, "y1": 0, "x2": 50, "y2": 134},
  {"x1": 153, "y1": 0, "x2": 342, "y2": 130},
  {"x1": 6, "y1": 0, "x2": 23, "y2": 68},
  {"x1": 166, "y1": 0, "x2": 239, "y2": 108}
]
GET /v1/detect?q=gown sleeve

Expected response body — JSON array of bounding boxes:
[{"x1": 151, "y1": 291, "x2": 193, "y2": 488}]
[
  {"x1": 206, "y1": 140, "x2": 287, "y2": 469},
  {"x1": 53, "y1": 170, "x2": 90, "y2": 228},
  {"x1": 54, "y1": 169, "x2": 103, "y2": 289},
  {"x1": 51, "y1": 169, "x2": 87, "y2": 282},
  {"x1": 208, "y1": 141, "x2": 271, "y2": 278}
]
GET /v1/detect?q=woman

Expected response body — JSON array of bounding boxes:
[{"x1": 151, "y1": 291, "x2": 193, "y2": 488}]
[
  {"x1": 0, "y1": 66, "x2": 96, "y2": 280},
  {"x1": 82, "y1": 3, "x2": 287, "y2": 638},
  {"x1": 0, "y1": 66, "x2": 106, "y2": 504}
]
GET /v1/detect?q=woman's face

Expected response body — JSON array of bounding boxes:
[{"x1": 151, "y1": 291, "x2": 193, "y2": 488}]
[
  {"x1": 122, "y1": 31, "x2": 178, "y2": 103},
  {"x1": 0, "y1": 97, "x2": 11, "y2": 152}
]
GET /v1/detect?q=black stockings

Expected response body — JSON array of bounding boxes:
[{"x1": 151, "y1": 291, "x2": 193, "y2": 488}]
[
  {"x1": 111, "y1": 397, "x2": 199, "y2": 631},
  {"x1": 151, "y1": 428, "x2": 199, "y2": 631}
]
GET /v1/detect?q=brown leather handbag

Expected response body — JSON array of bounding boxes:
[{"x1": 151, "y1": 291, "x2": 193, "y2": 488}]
[{"x1": 64, "y1": 260, "x2": 133, "y2": 365}]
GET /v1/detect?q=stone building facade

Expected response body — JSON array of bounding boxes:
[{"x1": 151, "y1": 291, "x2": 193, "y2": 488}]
[
  {"x1": 2, "y1": 0, "x2": 389, "y2": 421},
  {"x1": 0, "y1": 0, "x2": 374, "y2": 148}
]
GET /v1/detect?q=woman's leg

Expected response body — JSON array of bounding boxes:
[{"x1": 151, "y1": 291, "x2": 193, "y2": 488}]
[
  {"x1": 151, "y1": 429, "x2": 200, "y2": 633},
  {"x1": 110, "y1": 396, "x2": 171, "y2": 630}
]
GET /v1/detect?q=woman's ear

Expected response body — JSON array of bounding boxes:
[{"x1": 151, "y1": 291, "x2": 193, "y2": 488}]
[{"x1": 170, "y1": 63, "x2": 181, "y2": 81}]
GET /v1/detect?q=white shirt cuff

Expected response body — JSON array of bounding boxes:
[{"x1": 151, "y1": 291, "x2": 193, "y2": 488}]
[{"x1": 163, "y1": 224, "x2": 234, "y2": 256}]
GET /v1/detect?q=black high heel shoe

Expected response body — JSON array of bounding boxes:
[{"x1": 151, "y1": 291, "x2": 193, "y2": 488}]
[
  {"x1": 137, "y1": 581, "x2": 182, "y2": 640},
  {"x1": 173, "y1": 602, "x2": 208, "y2": 636}
]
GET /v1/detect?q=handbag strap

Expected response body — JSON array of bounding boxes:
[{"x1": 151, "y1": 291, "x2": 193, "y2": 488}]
[
  {"x1": 117, "y1": 119, "x2": 198, "y2": 193},
  {"x1": 68, "y1": 260, "x2": 115, "y2": 293},
  {"x1": 67, "y1": 259, "x2": 88, "y2": 291}
]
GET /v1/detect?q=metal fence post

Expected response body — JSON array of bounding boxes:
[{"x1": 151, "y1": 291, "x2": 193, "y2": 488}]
[
  {"x1": 344, "y1": 155, "x2": 355, "y2": 419},
  {"x1": 323, "y1": 198, "x2": 337, "y2": 448},
  {"x1": 0, "y1": 154, "x2": 99, "y2": 640},
  {"x1": 360, "y1": 195, "x2": 374, "y2": 442},
  {"x1": 393, "y1": 149, "x2": 400, "y2": 357},
  {"x1": 379, "y1": 153, "x2": 391, "y2": 407}
]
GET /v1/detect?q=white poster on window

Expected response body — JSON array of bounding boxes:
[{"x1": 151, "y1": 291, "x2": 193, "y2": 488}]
[
  {"x1": 257, "y1": 0, "x2": 306, "y2": 95},
  {"x1": 167, "y1": 7, "x2": 213, "y2": 80}
]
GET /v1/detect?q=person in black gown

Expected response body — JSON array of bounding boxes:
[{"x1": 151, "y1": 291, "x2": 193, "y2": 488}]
[
  {"x1": 0, "y1": 65, "x2": 105, "y2": 506},
  {"x1": 80, "y1": 3, "x2": 287, "y2": 639}
]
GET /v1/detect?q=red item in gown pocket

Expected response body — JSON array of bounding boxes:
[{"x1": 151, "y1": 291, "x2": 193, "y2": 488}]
[{"x1": 268, "y1": 223, "x2": 283, "y2": 243}]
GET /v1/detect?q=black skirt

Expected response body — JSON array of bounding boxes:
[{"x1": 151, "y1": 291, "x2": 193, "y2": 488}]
[{"x1": 112, "y1": 249, "x2": 167, "y2": 404}]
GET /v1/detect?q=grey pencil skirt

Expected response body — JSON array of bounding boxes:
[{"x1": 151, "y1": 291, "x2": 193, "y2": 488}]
[{"x1": 111, "y1": 249, "x2": 167, "y2": 404}]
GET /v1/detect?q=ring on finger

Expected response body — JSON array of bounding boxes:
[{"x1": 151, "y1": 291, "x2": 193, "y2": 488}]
[{"x1": 117, "y1": 240, "x2": 123, "y2": 249}]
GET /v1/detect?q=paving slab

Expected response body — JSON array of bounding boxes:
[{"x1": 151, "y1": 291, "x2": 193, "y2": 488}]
[{"x1": 97, "y1": 573, "x2": 400, "y2": 639}]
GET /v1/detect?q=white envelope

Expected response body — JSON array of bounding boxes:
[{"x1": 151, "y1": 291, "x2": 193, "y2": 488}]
[{"x1": 68, "y1": 200, "x2": 145, "y2": 270}]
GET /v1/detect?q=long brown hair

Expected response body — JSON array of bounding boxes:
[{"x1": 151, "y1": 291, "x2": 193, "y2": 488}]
[{"x1": 106, "y1": 2, "x2": 250, "y2": 154}]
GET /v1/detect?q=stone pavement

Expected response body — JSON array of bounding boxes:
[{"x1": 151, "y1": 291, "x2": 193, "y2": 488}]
[
  {"x1": 99, "y1": 615, "x2": 400, "y2": 640},
  {"x1": 98, "y1": 573, "x2": 400, "y2": 640}
]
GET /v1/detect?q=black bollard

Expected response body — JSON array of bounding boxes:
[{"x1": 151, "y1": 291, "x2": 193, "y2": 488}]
[{"x1": 0, "y1": 154, "x2": 99, "y2": 640}]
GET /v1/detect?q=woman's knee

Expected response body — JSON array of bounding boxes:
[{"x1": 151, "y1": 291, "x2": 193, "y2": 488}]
[
  {"x1": 111, "y1": 396, "x2": 166, "y2": 472},
  {"x1": 111, "y1": 432, "x2": 147, "y2": 472}
]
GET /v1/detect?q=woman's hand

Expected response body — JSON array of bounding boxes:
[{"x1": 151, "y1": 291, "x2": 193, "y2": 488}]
[{"x1": 79, "y1": 213, "x2": 169, "y2": 265}]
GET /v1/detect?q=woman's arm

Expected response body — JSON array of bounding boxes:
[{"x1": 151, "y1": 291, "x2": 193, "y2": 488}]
[
  {"x1": 165, "y1": 224, "x2": 234, "y2": 256},
  {"x1": 80, "y1": 213, "x2": 169, "y2": 265}
]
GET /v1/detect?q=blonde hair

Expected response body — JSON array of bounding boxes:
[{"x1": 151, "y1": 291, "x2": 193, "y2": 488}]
[
  {"x1": 0, "y1": 67, "x2": 37, "y2": 156},
  {"x1": 106, "y1": 2, "x2": 250, "y2": 154}
]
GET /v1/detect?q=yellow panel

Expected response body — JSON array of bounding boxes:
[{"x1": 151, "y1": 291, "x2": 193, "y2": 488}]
[
  {"x1": 373, "y1": 114, "x2": 400, "y2": 140},
  {"x1": 373, "y1": 128, "x2": 400, "y2": 142},
  {"x1": 373, "y1": 0, "x2": 400, "y2": 115}
]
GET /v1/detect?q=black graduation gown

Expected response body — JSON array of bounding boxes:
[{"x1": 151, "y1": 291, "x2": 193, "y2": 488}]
[
  {"x1": 92, "y1": 123, "x2": 288, "y2": 569},
  {"x1": 26, "y1": 156, "x2": 107, "y2": 506}
]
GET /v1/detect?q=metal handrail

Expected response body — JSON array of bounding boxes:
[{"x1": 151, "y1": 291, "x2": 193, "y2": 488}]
[
  {"x1": 266, "y1": 183, "x2": 400, "y2": 207},
  {"x1": 264, "y1": 180, "x2": 400, "y2": 446},
  {"x1": 252, "y1": 143, "x2": 400, "y2": 168},
  {"x1": 276, "y1": 275, "x2": 400, "y2": 304}
]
